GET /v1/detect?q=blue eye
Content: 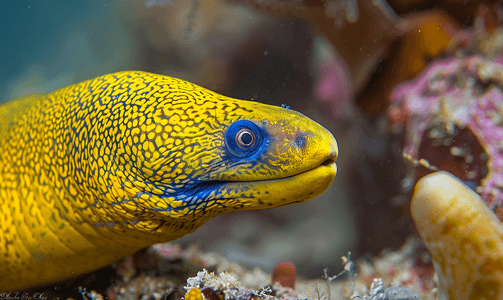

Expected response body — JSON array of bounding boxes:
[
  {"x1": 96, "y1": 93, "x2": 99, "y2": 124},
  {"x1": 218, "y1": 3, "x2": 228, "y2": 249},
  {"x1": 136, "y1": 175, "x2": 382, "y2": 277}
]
[
  {"x1": 225, "y1": 120, "x2": 264, "y2": 157},
  {"x1": 236, "y1": 128, "x2": 255, "y2": 148}
]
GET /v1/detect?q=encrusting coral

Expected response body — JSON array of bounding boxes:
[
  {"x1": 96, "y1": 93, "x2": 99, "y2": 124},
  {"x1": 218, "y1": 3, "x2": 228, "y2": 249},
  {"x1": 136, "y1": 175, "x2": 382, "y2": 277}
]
[
  {"x1": 386, "y1": 5, "x2": 503, "y2": 298},
  {"x1": 411, "y1": 171, "x2": 503, "y2": 300},
  {"x1": 389, "y1": 9, "x2": 503, "y2": 220}
]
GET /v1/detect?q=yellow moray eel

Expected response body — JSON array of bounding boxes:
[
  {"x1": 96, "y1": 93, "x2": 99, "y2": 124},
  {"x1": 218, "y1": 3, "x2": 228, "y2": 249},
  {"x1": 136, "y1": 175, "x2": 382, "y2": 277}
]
[{"x1": 0, "y1": 71, "x2": 338, "y2": 291}]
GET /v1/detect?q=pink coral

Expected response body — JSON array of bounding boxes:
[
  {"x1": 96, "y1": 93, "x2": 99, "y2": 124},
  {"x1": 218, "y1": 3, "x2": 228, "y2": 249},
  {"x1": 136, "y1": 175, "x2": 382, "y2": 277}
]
[{"x1": 390, "y1": 51, "x2": 503, "y2": 219}]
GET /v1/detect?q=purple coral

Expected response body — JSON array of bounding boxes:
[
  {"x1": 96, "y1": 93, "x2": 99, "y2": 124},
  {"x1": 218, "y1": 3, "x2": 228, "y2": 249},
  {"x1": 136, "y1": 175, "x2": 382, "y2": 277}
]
[{"x1": 390, "y1": 52, "x2": 503, "y2": 219}]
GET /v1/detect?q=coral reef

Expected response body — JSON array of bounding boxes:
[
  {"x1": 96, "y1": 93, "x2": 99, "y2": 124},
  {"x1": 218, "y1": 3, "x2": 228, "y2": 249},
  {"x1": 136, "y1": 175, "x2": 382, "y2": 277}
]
[
  {"x1": 171, "y1": 240, "x2": 432, "y2": 299},
  {"x1": 180, "y1": 263, "x2": 421, "y2": 300},
  {"x1": 387, "y1": 6, "x2": 503, "y2": 298},
  {"x1": 183, "y1": 269, "x2": 295, "y2": 300},
  {"x1": 390, "y1": 16, "x2": 503, "y2": 219},
  {"x1": 26, "y1": 239, "x2": 435, "y2": 299},
  {"x1": 351, "y1": 278, "x2": 417, "y2": 300}
]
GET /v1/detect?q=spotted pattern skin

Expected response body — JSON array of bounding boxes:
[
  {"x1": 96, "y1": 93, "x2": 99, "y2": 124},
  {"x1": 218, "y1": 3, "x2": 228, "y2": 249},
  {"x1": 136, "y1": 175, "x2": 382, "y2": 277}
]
[
  {"x1": 0, "y1": 71, "x2": 338, "y2": 291},
  {"x1": 412, "y1": 172, "x2": 503, "y2": 300}
]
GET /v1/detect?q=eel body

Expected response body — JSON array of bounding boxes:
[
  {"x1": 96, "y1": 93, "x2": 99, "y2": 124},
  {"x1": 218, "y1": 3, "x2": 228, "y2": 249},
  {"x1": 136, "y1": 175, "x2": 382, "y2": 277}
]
[{"x1": 0, "y1": 71, "x2": 338, "y2": 290}]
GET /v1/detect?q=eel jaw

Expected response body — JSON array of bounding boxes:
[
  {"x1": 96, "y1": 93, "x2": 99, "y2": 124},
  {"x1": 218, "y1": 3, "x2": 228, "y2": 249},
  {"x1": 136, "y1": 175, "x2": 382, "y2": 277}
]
[
  {"x1": 129, "y1": 156, "x2": 336, "y2": 238},
  {"x1": 212, "y1": 152, "x2": 338, "y2": 211}
]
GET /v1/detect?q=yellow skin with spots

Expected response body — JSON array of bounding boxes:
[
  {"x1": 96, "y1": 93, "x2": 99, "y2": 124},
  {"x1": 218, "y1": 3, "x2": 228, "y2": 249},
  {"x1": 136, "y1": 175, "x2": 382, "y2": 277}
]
[
  {"x1": 0, "y1": 71, "x2": 338, "y2": 291},
  {"x1": 412, "y1": 172, "x2": 503, "y2": 300}
]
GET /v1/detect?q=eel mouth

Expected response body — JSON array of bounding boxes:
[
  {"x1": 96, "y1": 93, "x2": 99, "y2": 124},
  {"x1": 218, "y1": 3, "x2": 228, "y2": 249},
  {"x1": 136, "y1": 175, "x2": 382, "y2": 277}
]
[
  {"x1": 239, "y1": 151, "x2": 338, "y2": 183},
  {"x1": 320, "y1": 153, "x2": 337, "y2": 167},
  {"x1": 216, "y1": 151, "x2": 338, "y2": 185},
  {"x1": 298, "y1": 150, "x2": 337, "y2": 176},
  {"x1": 162, "y1": 151, "x2": 338, "y2": 215},
  {"x1": 212, "y1": 152, "x2": 338, "y2": 210}
]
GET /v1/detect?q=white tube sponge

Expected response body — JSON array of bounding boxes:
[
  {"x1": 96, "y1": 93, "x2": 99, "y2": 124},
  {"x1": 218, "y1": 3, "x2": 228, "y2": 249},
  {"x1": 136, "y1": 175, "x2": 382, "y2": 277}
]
[{"x1": 411, "y1": 171, "x2": 503, "y2": 300}]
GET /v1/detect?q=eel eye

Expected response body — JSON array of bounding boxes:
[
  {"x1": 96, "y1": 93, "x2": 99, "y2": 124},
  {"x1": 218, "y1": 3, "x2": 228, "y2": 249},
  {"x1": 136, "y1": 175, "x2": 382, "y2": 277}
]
[
  {"x1": 236, "y1": 128, "x2": 255, "y2": 149},
  {"x1": 225, "y1": 120, "x2": 264, "y2": 158}
]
